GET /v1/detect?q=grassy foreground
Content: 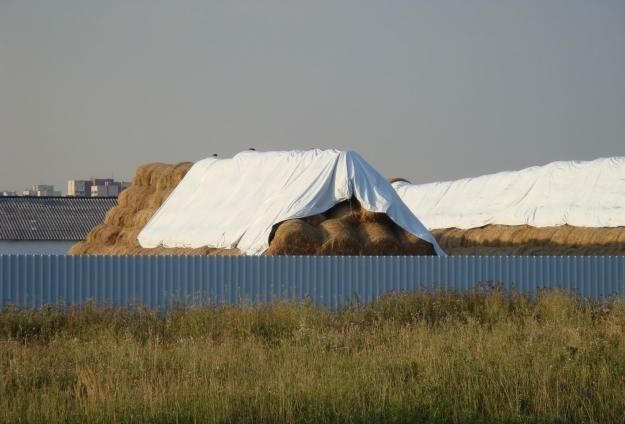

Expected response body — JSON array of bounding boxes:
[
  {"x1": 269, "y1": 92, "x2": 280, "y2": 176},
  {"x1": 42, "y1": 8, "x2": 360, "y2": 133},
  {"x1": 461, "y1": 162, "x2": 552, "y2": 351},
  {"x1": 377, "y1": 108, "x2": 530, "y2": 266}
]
[{"x1": 1, "y1": 289, "x2": 625, "y2": 423}]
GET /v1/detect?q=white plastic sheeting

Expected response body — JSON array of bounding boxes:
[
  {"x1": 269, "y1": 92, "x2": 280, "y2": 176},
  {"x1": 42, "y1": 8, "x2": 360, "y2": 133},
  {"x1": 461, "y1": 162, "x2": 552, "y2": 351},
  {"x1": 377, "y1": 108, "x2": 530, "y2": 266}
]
[
  {"x1": 393, "y1": 157, "x2": 625, "y2": 230},
  {"x1": 139, "y1": 150, "x2": 445, "y2": 255}
]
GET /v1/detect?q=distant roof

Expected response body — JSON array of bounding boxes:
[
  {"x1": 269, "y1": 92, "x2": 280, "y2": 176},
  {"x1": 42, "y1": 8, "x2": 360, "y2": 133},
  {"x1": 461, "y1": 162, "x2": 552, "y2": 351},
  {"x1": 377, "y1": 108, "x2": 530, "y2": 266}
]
[{"x1": 0, "y1": 197, "x2": 117, "y2": 241}]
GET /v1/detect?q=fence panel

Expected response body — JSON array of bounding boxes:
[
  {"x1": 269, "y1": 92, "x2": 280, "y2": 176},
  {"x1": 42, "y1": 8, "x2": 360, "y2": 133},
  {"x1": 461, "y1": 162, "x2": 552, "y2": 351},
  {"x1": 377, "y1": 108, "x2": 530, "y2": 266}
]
[{"x1": 1, "y1": 255, "x2": 624, "y2": 309}]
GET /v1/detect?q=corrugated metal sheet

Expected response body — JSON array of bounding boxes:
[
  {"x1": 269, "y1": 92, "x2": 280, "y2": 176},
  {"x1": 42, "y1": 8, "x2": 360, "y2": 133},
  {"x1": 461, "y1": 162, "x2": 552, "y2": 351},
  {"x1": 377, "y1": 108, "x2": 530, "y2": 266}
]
[
  {"x1": 0, "y1": 197, "x2": 117, "y2": 241},
  {"x1": 1, "y1": 255, "x2": 624, "y2": 309}
]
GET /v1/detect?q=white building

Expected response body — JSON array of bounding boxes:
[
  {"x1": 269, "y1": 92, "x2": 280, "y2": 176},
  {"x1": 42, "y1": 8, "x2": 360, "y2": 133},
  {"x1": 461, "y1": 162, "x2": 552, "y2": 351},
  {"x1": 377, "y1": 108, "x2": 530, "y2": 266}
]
[{"x1": 67, "y1": 180, "x2": 91, "y2": 197}]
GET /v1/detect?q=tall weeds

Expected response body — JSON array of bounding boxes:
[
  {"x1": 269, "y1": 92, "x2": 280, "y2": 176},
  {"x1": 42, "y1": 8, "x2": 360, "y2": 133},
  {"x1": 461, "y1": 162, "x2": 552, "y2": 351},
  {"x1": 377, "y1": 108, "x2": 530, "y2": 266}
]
[{"x1": 1, "y1": 289, "x2": 624, "y2": 423}]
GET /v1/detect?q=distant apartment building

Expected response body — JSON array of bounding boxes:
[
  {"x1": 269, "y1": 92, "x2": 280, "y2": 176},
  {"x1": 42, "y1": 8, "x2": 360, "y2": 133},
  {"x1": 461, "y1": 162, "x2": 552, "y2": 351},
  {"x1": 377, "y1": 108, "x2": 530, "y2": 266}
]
[
  {"x1": 67, "y1": 178, "x2": 130, "y2": 197},
  {"x1": 1, "y1": 191, "x2": 17, "y2": 197},
  {"x1": 22, "y1": 184, "x2": 62, "y2": 197},
  {"x1": 67, "y1": 180, "x2": 91, "y2": 197}
]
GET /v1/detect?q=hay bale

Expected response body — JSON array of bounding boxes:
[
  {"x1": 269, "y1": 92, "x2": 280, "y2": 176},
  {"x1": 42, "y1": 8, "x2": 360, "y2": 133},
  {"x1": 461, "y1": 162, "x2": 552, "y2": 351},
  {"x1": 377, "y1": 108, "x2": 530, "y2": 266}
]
[
  {"x1": 86, "y1": 224, "x2": 121, "y2": 244},
  {"x1": 470, "y1": 225, "x2": 509, "y2": 246},
  {"x1": 209, "y1": 247, "x2": 242, "y2": 256},
  {"x1": 456, "y1": 227, "x2": 486, "y2": 247},
  {"x1": 131, "y1": 209, "x2": 156, "y2": 228},
  {"x1": 303, "y1": 213, "x2": 326, "y2": 226},
  {"x1": 104, "y1": 207, "x2": 132, "y2": 227},
  {"x1": 146, "y1": 189, "x2": 173, "y2": 210},
  {"x1": 359, "y1": 222, "x2": 401, "y2": 254},
  {"x1": 150, "y1": 164, "x2": 176, "y2": 190},
  {"x1": 326, "y1": 199, "x2": 389, "y2": 224},
  {"x1": 498, "y1": 226, "x2": 527, "y2": 245},
  {"x1": 522, "y1": 226, "x2": 559, "y2": 245},
  {"x1": 616, "y1": 229, "x2": 625, "y2": 246},
  {"x1": 118, "y1": 186, "x2": 154, "y2": 210},
  {"x1": 145, "y1": 162, "x2": 192, "y2": 191},
  {"x1": 116, "y1": 227, "x2": 141, "y2": 247},
  {"x1": 359, "y1": 208, "x2": 394, "y2": 224},
  {"x1": 564, "y1": 227, "x2": 595, "y2": 247},
  {"x1": 132, "y1": 163, "x2": 167, "y2": 186},
  {"x1": 398, "y1": 230, "x2": 436, "y2": 255},
  {"x1": 171, "y1": 162, "x2": 193, "y2": 186},
  {"x1": 433, "y1": 228, "x2": 465, "y2": 249},
  {"x1": 588, "y1": 227, "x2": 621, "y2": 245},
  {"x1": 432, "y1": 224, "x2": 625, "y2": 255},
  {"x1": 549, "y1": 226, "x2": 572, "y2": 246},
  {"x1": 325, "y1": 200, "x2": 361, "y2": 223},
  {"x1": 265, "y1": 219, "x2": 324, "y2": 255},
  {"x1": 486, "y1": 225, "x2": 523, "y2": 246},
  {"x1": 359, "y1": 208, "x2": 378, "y2": 223},
  {"x1": 317, "y1": 219, "x2": 362, "y2": 255}
]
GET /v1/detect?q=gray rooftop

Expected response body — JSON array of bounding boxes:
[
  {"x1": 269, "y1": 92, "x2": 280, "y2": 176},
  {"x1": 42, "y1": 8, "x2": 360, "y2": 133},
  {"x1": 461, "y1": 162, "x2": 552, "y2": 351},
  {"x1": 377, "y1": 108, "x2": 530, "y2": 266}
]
[{"x1": 0, "y1": 197, "x2": 116, "y2": 241}]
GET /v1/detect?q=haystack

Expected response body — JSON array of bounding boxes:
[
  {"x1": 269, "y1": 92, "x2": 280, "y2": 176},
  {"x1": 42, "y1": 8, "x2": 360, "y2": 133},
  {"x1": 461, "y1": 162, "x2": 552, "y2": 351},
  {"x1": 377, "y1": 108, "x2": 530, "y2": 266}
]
[
  {"x1": 73, "y1": 161, "x2": 625, "y2": 256},
  {"x1": 386, "y1": 175, "x2": 625, "y2": 255},
  {"x1": 432, "y1": 225, "x2": 625, "y2": 255},
  {"x1": 69, "y1": 162, "x2": 239, "y2": 256},
  {"x1": 71, "y1": 162, "x2": 435, "y2": 256}
]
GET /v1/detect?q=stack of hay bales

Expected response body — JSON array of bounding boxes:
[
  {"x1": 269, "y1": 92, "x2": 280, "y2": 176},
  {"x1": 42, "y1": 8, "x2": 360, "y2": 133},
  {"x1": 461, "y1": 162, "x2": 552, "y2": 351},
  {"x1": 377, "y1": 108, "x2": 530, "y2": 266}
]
[
  {"x1": 72, "y1": 164, "x2": 625, "y2": 256},
  {"x1": 433, "y1": 225, "x2": 625, "y2": 255},
  {"x1": 70, "y1": 162, "x2": 240, "y2": 256},
  {"x1": 70, "y1": 164, "x2": 435, "y2": 256},
  {"x1": 265, "y1": 198, "x2": 434, "y2": 255},
  {"x1": 389, "y1": 176, "x2": 625, "y2": 255}
]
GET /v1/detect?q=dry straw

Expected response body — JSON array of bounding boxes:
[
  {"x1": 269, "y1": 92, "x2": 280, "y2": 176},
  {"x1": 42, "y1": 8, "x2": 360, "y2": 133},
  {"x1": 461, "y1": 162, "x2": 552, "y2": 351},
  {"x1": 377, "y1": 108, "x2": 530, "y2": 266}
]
[
  {"x1": 434, "y1": 224, "x2": 625, "y2": 255},
  {"x1": 359, "y1": 222, "x2": 400, "y2": 254},
  {"x1": 74, "y1": 161, "x2": 625, "y2": 256},
  {"x1": 317, "y1": 218, "x2": 363, "y2": 255},
  {"x1": 265, "y1": 219, "x2": 324, "y2": 255},
  {"x1": 74, "y1": 162, "x2": 437, "y2": 257}
]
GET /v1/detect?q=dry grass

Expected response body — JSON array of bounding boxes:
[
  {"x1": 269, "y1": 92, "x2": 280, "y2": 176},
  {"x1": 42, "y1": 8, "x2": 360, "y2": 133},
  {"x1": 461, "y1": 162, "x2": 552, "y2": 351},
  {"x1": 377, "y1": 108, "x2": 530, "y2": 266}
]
[{"x1": 1, "y1": 289, "x2": 625, "y2": 423}]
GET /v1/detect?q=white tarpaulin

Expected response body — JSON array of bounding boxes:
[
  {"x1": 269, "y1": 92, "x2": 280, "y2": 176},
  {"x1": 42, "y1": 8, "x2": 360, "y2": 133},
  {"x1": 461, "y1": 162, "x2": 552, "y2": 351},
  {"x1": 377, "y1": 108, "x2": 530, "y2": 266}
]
[
  {"x1": 393, "y1": 157, "x2": 625, "y2": 230},
  {"x1": 139, "y1": 149, "x2": 445, "y2": 255}
]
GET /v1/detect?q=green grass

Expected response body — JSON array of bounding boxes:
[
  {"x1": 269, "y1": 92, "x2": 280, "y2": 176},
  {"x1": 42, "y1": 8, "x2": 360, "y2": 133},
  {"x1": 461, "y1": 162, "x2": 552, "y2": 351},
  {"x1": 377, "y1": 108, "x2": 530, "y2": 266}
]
[{"x1": 1, "y1": 288, "x2": 624, "y2": 423}]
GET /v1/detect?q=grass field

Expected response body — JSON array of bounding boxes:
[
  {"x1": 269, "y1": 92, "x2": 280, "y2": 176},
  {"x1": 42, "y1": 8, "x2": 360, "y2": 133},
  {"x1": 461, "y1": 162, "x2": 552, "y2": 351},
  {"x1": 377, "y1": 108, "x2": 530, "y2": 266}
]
[{"x1": 1, "y1": 288, "x2": 624, "y2": 423}]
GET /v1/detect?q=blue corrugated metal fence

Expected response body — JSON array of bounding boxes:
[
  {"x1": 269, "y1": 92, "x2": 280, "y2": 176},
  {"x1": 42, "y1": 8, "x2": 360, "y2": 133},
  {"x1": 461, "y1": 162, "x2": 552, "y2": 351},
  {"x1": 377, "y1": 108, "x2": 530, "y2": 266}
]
[{"x1": 1, "y1": 255, "x2": 625, "y2": 309}]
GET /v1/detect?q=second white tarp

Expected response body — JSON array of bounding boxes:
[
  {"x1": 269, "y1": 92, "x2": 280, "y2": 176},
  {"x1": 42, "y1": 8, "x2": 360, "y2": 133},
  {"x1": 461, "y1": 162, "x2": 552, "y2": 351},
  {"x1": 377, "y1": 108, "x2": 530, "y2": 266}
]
[{"x1": 393, "y1": 157, "x2": 625, "y2": 230}]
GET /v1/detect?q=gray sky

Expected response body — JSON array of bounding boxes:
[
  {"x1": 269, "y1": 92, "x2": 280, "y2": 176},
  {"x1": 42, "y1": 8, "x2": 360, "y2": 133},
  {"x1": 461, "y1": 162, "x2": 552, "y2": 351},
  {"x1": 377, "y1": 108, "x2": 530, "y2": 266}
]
[{"x1": 1, "y1": 1, "x2": 624, "y2": 193}]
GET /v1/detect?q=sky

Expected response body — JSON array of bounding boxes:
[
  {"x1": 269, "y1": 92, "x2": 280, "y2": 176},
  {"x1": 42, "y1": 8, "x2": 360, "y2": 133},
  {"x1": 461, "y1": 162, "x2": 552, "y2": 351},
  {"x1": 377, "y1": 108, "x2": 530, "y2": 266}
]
[{"x1": 1, "y1": 0, "x2": 624, "y2": 194}]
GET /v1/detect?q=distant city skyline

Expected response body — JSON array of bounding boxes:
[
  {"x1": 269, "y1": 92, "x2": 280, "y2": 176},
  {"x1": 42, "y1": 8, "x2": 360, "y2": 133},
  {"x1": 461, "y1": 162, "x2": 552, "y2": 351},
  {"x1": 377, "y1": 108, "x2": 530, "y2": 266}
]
[
  {"x1": 1, "y1": 1, "x2": 624, "y2": 193},
  {"x1": 1, "y1": 177, "x2": 130, "y2": 197}
]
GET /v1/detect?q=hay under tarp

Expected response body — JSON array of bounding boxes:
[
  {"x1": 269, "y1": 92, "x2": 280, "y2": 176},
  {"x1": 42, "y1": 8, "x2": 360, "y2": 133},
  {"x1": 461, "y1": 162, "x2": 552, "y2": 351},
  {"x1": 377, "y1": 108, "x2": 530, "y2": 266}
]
[
  {"x1": 387, "y1": 175, "x2": 625, "y2": 255},
  {"x1": 69, "y1": 162, "x2": 233, "y2": 256},
  {"x1": 71, "y1": 163, "x2": 625, "y2": 256},
  {"x1": 70, "y1": 162, "x2": 435, "y2": 256},
  {"x1": 392, "y1": 157, "x2": 625, "y2": 230},
  {"x1": 433, "y1": 225, "x2": 625, "y2": 255},
  {"x1": 136, "y1": 150, "x2": 443, "y2": 255}
]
